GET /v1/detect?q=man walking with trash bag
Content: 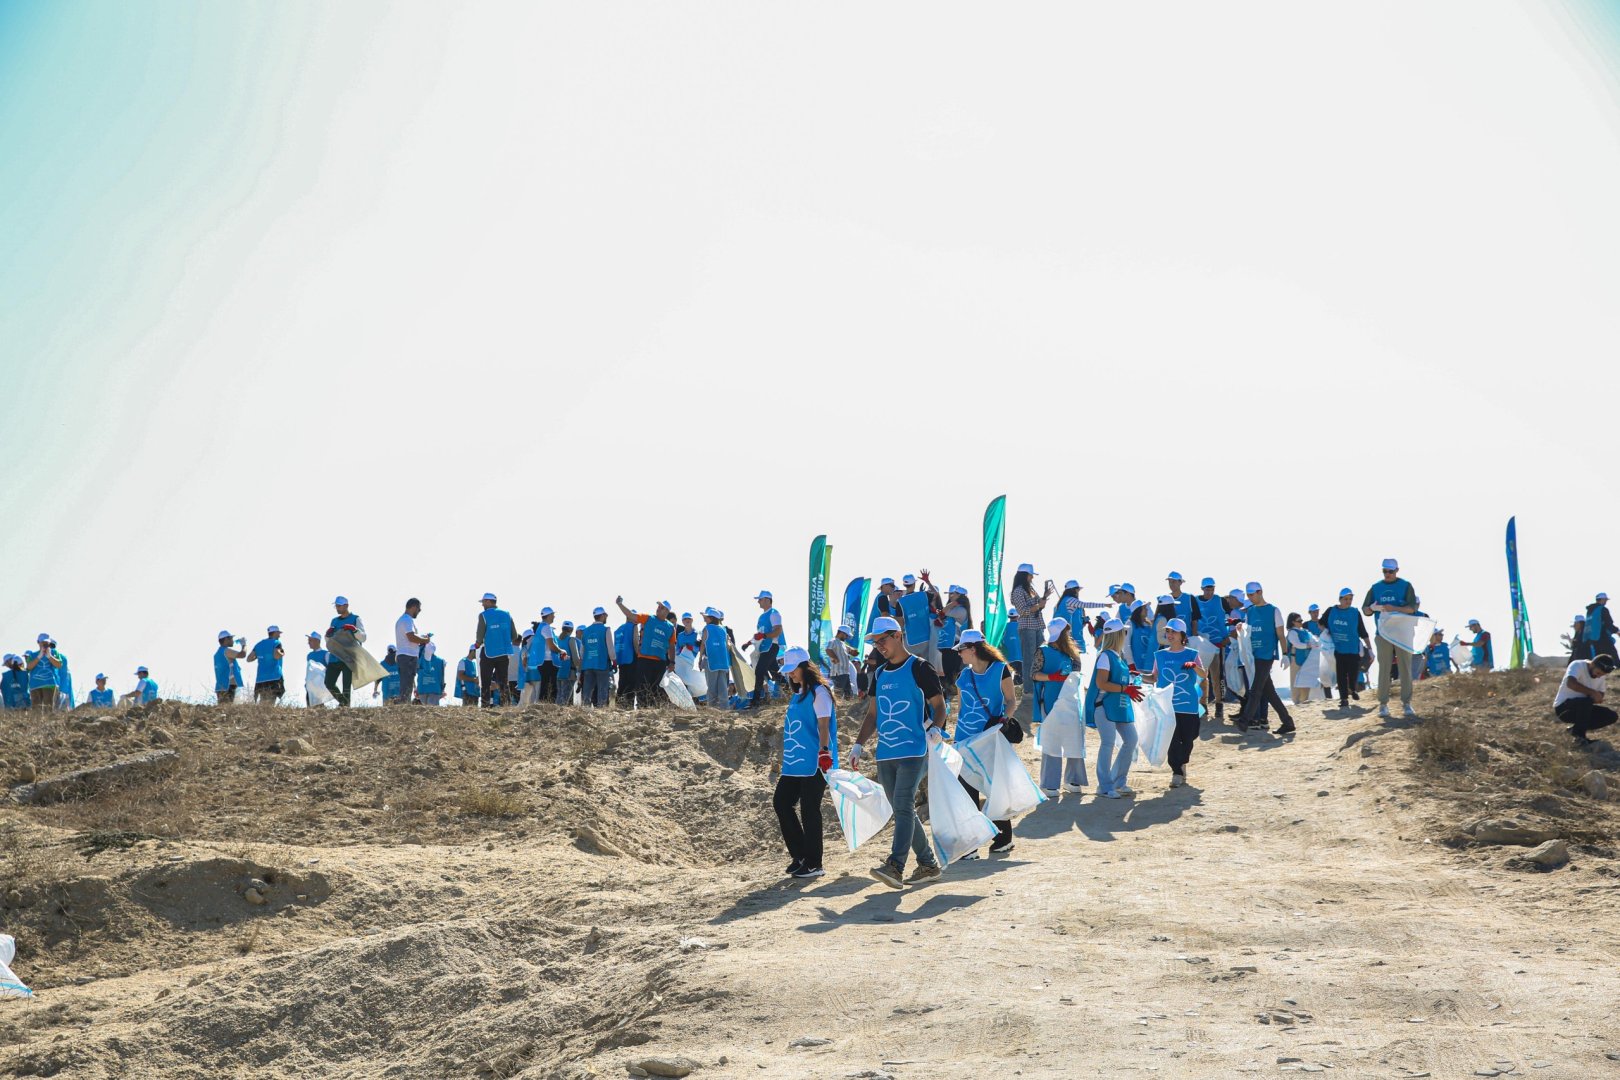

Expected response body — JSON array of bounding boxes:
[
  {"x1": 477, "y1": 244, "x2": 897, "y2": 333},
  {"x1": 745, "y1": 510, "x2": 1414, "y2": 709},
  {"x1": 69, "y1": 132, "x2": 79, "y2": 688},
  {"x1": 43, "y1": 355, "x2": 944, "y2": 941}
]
[
  {"x1": 1362, "y1": 558, "x2": 1420, "y2": 719},
  {"x1": 324, "y1": 597, "x2": 367, "y2": 707},
  {"x1": 847, "y1": 616, "x2": 946, "y2": 890}
]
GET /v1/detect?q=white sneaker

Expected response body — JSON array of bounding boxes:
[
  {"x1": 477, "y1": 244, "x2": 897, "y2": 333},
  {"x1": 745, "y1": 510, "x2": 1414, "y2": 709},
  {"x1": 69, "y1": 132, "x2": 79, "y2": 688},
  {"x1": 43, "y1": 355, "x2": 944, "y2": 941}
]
[
  {"x1": 1062, "y1": 782, "x2": 1085, "y2": 793},
  {"x1": 1039, "y1": 787, "x2": 1061, "y2": 798},
  {"x1": 1403, "y1": 705, "x2": 1418, "y2": 719},
  {"x1": 1169, "y1": 774, "x2": 1185, "y2": 788},
  {"x1": 1117, "y1": 786, "x2": 1135, "y2": 797},
  {"x1": 1100, "y1": 789, "x2": 1121, "y2": 799},
  {"x1": 1378, "y1": 705, "x2": 1391, "y2": 719}
]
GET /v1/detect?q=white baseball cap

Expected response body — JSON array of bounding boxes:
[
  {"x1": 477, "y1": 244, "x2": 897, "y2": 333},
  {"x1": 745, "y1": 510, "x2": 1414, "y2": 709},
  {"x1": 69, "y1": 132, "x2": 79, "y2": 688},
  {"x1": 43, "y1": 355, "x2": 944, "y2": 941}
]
[
  {"x1": 1046, "y1": 618, "x2": 1069, "y2": 643},
  {"x1": 593, "y1": 606, "x2": 608, "y2": 616},
  {"x1": 902, "y1": 574, "x2": 916, "y2": 584},
  {"x1": 1101, "y1": 618, "x2": 1126, "y2": 633},
  {"x1": 540, "y1": 606, "x2": 555, "y2": 616},
  {"x1": 36, "y1": 633, "x2": 50, "y2": 643},
  {"x1": 780, "y1": 646, "x2": 811, "y2": 670},
  {"x1": 866, "y1": 616, "x2": 902, "y2": 640},
  {"x1": 955, "y1": 629, "x2": 986, "y2": 648},
  {"x1": 755, "y1": 590, "x2": 773, "y2": 601},
  {"x1": 836, "y1": 624, "x2": 852, "y2": 637},
  {"x1": 1166, "y1": 618, "x2": 1188, "y2": 634},
  {"x1": 267, "y1": 625, "x2": 281, "y2": 634}
]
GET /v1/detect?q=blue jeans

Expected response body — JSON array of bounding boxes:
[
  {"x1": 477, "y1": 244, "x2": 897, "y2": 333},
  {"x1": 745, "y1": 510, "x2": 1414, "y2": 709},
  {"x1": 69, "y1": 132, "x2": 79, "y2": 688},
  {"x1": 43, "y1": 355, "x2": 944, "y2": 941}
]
[
  {"x1": 1096, "y1": 719, "x2": 1138, "y2": 793},
  {"x1": 1040, "y1": 753, "x2": 1086, "y2": 790},
  {"x1": 581, "y1": 668, "x2": 611, "y2": 707},
  {"x1": 876, "y1": 755, "x2": 935, "y2": 870}
]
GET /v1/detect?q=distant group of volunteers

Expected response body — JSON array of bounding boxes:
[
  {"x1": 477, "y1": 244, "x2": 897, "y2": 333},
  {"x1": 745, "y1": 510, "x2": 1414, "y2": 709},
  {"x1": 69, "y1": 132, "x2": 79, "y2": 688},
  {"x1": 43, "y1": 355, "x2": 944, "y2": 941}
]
[{"x1": 3, "y1": 561, "x2": 1615, "y2": 892}]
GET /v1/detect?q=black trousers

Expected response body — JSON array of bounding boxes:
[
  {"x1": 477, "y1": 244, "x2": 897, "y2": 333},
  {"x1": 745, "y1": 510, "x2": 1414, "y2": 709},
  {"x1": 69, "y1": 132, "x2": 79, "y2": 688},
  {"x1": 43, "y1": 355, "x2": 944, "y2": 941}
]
[
  {"x1": 959, "y1": 776, "x2": 1011, "y2": 849},
  {"x1": 479, "y1": 654, "x2": 510, "y2": 706},
  {"x1": 1168, "y1": 712, "x2": 1200, "y2": 773},
  {"x1": 539, "y1": 661, "x2": 558, "y2": 702},
  {"x1": 324, "y1": 659, "x2": 352, "y2": 706},
  {"x1": 634, "y1": 657, "x2": 667, "y2": 706},
  {"x1": 752, "y1": 644, "x2": 783, "y2": 705},
  {"x1": 1334, "y1": 652, "x2": 1361, "y2": 705},
  {"x1": 395, "y1": 655, "x2": 418, "y2": 703},
  {"x1": 1556, "y1": 698, "x2": 1618, "y2": 739},
  {"x1": 1239, "y1": 658, "x2": 1292, "y2": 729},
  {"x1": 617, "y1": 660, "x2": 640, "y2": 705},
  {"x1": 773, "y1": 773, "x2": 827, "y2": 869}
]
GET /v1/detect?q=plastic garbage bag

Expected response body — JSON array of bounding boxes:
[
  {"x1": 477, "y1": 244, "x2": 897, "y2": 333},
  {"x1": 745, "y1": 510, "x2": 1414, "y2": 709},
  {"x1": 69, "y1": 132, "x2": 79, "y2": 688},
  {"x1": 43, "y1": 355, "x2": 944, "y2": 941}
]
[
  {"x1": 305, "y1": 661, "x2": 335, "y2": 707},
  {"x1": 1135, "y1": 682, "x2": 1177, "y2": 768},
  {"x1": 826, "y1": 767, "x2": 893, "y2": 852},
  {"x1": 327, "y1": 629, "x2": 386, "y2": 690},
  {"x1": 729, "y1": 645, "x2": 756, "y2": 694},
  {"x1": 960, "y1": 728, "x2": 1046, "y2": 820},
  {"x1": 674, "y1": 653, "x2": 707, "y2": 700},
  {"x1": 0, "y1": 935, "x2": 32, "y2": 999},
  {"x1": 1315, "y1": 645, "x2": 1337, "y2": 691},
  {"x1": 660, "y1": 671, "x2": 696, "y2": 710},
  {"x1": 1034, "y1": 673, "x2": 1086, "y2": 758},
  {"x1": 1376, "y1": 613, "x2": 1436, "y2": 656},
  {"x1": 1191, "y1": 635, "x2": 1219, "y2": 668},
  {"x1": 926, "y1": 741, "x2": 998, "y2": 865}
]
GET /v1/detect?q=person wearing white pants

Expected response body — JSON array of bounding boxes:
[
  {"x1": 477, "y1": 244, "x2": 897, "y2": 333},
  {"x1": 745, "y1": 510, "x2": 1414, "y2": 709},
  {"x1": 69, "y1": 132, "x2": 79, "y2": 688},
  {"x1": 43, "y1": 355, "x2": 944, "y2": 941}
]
[{"x1": 1086, "y1": 620, "x2": 1143, "y2": 799}]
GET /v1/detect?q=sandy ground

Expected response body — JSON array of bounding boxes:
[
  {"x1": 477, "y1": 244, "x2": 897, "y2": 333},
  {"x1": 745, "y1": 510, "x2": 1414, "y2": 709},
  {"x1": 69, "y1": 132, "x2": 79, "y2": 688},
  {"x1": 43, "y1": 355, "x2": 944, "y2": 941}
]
[{"x1": 1, "y1": 677, "x2": 1616, "y2": 1079}]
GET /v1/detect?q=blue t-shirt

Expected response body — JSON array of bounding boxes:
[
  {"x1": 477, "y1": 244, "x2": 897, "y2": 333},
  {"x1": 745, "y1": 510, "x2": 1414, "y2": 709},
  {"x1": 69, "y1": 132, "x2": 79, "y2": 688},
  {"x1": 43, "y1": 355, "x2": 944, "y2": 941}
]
[
  {"x1": 954, "y1": 660, "x2": 1007, "y2": 746},
  {"x1": 26, "y1": 650, "x2": 59, "y2": 690},
  {"x1": 251, "y1": 638, "x2": 284, "y2": 682},
  {"x1": 1154, "y1": 647, "x2": 1202, "y2": 714},
  {"x1": 782, "y1": 684, "x2": 837, "y2": 777},
  {"x1": 89, "y1": 687, "x2": 115, "y2": 707}
]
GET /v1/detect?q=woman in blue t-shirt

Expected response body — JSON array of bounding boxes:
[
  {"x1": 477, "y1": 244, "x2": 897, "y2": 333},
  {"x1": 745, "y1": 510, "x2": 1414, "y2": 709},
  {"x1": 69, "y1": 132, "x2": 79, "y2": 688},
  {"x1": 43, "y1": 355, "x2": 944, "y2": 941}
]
[
  {"x1": 775, "y1": 647, "x2": 837, "y2": 880},
  {"x1": 952, "y1": 630, "x2": 1018, "y2": 856},
  {"x1": 1154, "y1": 620, "x2": 1204, "y2": 789},
  {"x1": 1086, "y1": 620, "x2": 1144, "y2": 799},
  {"x1": 1029, "y1": 618, "x2": 1083, "y2": 737}
]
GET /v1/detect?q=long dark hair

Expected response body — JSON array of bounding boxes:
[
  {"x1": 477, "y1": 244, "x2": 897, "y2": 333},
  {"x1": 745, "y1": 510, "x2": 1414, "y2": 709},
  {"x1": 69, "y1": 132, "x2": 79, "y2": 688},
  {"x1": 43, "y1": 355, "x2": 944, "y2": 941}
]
[
  {"x1": 951, "y1": 593, "x2": 974, "y2": 628},
  {"x1": 1011, "y1": 570, "x2": 1034, "y2": 595},
  {"x1": 1130, "y1": 604, "x2": 1152, "y2": 628},
  {"x1": 1154, "y1": 601, "x2": 1176, "y2": 621},
  {"x1": 959, "y1": 640, "x2": 1006, "y2": 666},
  {"x1": 1051, "y1": 627, "x2": 1083, "y2": 663},
  {"x1": 791, "y1": 663, "x2": 826, "y2": 693},
  {"x1": 1061, "y1": 585, "x2": 1080, "y2": 602}
]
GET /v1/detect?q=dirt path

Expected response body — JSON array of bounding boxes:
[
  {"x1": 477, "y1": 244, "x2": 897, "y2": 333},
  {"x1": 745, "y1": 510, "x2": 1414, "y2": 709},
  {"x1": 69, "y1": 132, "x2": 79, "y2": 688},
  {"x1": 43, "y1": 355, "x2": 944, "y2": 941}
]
[{"x1": 652, "y1": 699, "x2": 1620, "y2": 1079}]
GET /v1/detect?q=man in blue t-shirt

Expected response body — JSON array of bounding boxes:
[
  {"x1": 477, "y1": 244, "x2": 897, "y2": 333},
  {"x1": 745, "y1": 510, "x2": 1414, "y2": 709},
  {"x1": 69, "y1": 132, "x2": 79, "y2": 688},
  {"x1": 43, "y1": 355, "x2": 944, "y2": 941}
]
[
  {"x1": 474, "y1": 592, "x2": 521, "y2": 707},
  {"x1": 1321, "y1": 589, "x2": 1370, "y2": 709},
  {"x1": 213, "y1": 632, "x2": 248, "y2": 704},
  {"x1": 1362, "y1": 557, "x2": 1420, "y2": 719},
  {"x1": 249, "y1": 626, "x2": 287, "y2": 703}
]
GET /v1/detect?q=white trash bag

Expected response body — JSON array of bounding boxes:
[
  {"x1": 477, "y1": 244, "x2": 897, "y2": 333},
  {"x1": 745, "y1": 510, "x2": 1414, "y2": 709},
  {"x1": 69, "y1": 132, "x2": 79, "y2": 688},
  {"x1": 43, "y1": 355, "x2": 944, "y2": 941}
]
[
  {"x1": 659, "y1": 671, "x2": 696, "y2": 710},
  {"x1": 826, "y1": 768, "x2": 893, "y2": 853},
  {"x1": 674, "y1": 653, "x2": 708, "y2": 700},
  {"x1": 0, "y1": 935, "x2": 32, "y2": 999},
  {"x1": 1191, "y1": 635, "x2": 1219, "y2": 669},
  {"x1": 960, "y1": 728, "x2": 1046, "y2": 820},
  {"x1": 1376, "y1": 613, "x2": 1436, "y2": 656},
  {"x1": 1034, "y1": 673, "x2": 1087, "y2": 759},
  {"x1": 305, "y1": 661, "x2": 335, "y2": 707},
  {"x1": 925, "y1": 740, "x2": 998, "y2": 865},
  {"x1": 1135, "y1": 682, "x2": 1178, "y2": 768}
]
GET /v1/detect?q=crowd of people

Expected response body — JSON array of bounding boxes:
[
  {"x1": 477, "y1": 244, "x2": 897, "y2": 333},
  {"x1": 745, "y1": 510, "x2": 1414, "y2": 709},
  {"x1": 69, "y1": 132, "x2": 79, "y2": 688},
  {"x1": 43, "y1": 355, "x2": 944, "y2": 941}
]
[{"x1": 3, "y1": 562, "x2": 1615, "y2": 892}]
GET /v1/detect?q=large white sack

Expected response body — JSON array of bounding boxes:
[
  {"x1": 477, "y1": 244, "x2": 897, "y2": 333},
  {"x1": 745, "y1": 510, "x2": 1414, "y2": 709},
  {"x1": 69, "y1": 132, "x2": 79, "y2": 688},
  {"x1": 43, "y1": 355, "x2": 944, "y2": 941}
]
[
  {"x1": 961, "y1": 728, "x2": 1046, "y2": 819},
  {"x1": 1376, "y1": 613, "x2": 1437, "y2": 656},
  {"x1": 1191, "y1": 635, "x2": 1219, "y2": 668},
  {"x1": 827, "y1": 768, "x2": 893, "y2": 853},
  {"x1": 1135, "y1": 683, "x2": 1177, "y2": 768},
  {"x1": 659, "y1": 671, "x2": 696, "y2": 710},
  {"x1": 0, "y1": 935, "x2": 32, "y2": 999},
  {"x1": 1315, "y1": 645, "x2": 1337, "y2": 690},
  {"x1": 305, "y1": 661, "x2": 335, "y2": 707},
  {"x1": 926, "y1": 741, "x2": 999, "y2": 865},
  {"x1": 674, "y1": 653, "x2": 708, "y2": 699},
  {"x1": 1035, "y1": 673, "x2": 1087, "y2": 758}
]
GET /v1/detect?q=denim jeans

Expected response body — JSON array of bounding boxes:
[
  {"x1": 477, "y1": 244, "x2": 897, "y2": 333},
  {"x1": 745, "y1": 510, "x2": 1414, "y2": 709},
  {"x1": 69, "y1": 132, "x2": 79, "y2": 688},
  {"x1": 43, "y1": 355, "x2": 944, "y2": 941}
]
[
  {"x1": 876, "y1": 755, "x2": 935, "y2": 870},
  {"x1": 1096, "y1": 719, "x2": 1138, "y2": 793},
  {"x1": 1040, "y1": 752, "x2": 1086, "y2": 790},
  {"x1": 581, "y1": 668, "x2": 611, "y2": 707},
  {"x1": 706, "y1": 669, "x2": 730, "y2": 708}
]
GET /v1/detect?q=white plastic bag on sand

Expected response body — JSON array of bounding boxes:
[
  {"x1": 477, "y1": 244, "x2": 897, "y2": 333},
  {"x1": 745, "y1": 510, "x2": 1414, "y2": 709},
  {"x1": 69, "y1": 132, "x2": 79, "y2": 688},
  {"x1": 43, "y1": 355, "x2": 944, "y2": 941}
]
[
  {"x1": 926, "y1": 741, "x2": 998, "y2": 865},
  {"x1": 1034, "y1": 673, "x2": 1087, "y2": 758},
  {"x1": 327, "y1": 629, "x2": 386, "y2": 690},
  {"x1": 0, "y1": 935, "x2": 32, "y2": 999},
  {"x1": 675, "y1": 653, "x2": 707, "y2": 699},
  {"x1": 1135, "y1": 683, "x2": 1177, "y2": 768},
  {"x1": 305, "y1": 661, "x2": 334, "y2": 707},
  {"x1": 1376, "y1": 613, "x2": 1436, "y2": 656},
  {"x1": 1316, "y1": 646, "x2": 1337, "y2": 691},
  {"x1": 827, "y1": 768, "x2": 893, "y2": 853},
  {"x1": 659, "y1": 671, "x2": 696, "y2": 710},
  {"x1": 960, "y1": 728, "x2": 1046, "y2": 820}
]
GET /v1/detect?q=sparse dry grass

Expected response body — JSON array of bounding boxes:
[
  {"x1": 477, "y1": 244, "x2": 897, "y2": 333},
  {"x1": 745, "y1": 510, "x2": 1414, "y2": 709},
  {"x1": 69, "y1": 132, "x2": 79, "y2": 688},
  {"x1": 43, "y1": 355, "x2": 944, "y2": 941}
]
[
  {"x1": 1411, "y1": 714, "x2": 1477, "y2": 767},
  {"x1": 458, "y1": 785, "x2": 529, "y2": 819}
]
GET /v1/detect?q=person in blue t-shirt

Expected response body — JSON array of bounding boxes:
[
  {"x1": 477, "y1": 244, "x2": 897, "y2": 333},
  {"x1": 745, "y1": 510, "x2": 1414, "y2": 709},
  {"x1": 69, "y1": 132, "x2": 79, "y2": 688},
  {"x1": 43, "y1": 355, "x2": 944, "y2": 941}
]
[
  {"x1": 119, "y1": 666, "x2": 159, "y2": 705},
  {"x1": 378, "y1": 646, "x2": 401, "y2": 703},
  {"x1": 248, "y1": 626, "x2": 287, "y2": 703},
  {"x1": 88, "y1": 673, "x2": 115, "y2": 708},
  {"x1": 1155, "y1": 620, "x2": 1204, "y2": 788},
  {"x1": 474, "y1": 593, "x2": 521, "y2": 707},
  {"x1": 1, "y1": 656, "x2": 29, "y2": 711},
  {"x1": 1237, "y1": 582, "x2": 1294, "y2": 735},
  {"x1": 1362, "y1": 557, "x2": 1420, "y2": 719}
]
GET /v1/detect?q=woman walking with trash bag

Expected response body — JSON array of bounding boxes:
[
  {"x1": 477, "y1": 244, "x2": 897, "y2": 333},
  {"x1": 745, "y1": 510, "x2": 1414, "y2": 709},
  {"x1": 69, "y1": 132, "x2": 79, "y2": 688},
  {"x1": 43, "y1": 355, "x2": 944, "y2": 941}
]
[
  {"x1": 952, "y1": 630, "x2": 1018, "y2": 856},
  {"x1": 848, "y1": 617, "x2": 947, "y2": 890},
  {"x1": 1030, "y1": 618, "x2": 1082, "y2": 739},
  {"x1": 1155, "y1": 619, "x2": 1204, "y2": 788},
  {"x1": 1087, "y1": 619, "x2": 1144, "y2": 799},
  {"x1": 776, "y1": 647, "x2": 837, "y2": 879},
  {"x1": 1285, "y1": 613, "x2": 1319, "y2": 704}
]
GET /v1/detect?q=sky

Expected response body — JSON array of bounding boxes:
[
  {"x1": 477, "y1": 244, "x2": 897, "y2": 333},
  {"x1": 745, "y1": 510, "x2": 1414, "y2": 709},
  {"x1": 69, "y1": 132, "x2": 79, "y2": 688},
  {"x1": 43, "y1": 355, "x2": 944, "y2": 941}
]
[{"x1": 2, "y1": 0, "x2": 1618, "y2": 699}]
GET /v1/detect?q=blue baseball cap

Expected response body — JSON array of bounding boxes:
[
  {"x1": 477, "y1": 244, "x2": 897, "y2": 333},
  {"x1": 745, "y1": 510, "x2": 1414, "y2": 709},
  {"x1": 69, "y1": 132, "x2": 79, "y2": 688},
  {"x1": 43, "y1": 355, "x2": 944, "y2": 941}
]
[
  {"x1": 1107, "y1": 584, "x2": 1120, "y2": 594},
  {"x1": 879, "y1": 578, "x2": 895, "y2": 587},
  {"x1": 94, "y1": 672, "x2": 107, "y2": 680},
  {"x1": 1307, "y1": 604, "x2": 1319, "y2": 612},
  {"x1": 1339, "y1": 587, "x2": 1354, "y2": 597},
  {"x1": 1381, "y1": 558, "x2": 1399, "y2": 571},
  {"x1": 135, "y1": 665, "x2": 149, "y2": 674},
  {"x1": 1200, "y1": 577, "x2": 1216, "y2": 589},
  {"x1": 1167, "y1": 571, "x2": 1184, "y2": 582},
  {"x1": 1119, "y1": 582, "x2": 1136, "y2": 594},
  {"x1": 333, "y1": 595, "x2": 349, "y2": 606},
  {"x1": 1245, "y1": 581, "x2": 1262, "y2": 594},
  {"x1": 755, "y1": 591, "x2": 773, "y2": 601}
]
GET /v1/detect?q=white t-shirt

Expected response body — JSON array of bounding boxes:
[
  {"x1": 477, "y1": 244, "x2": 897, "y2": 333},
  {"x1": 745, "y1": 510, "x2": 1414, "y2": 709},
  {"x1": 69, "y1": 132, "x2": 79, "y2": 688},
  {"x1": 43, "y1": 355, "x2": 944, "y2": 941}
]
[
  {"x1": 395, "y1": 613, "x2": 421, "y2": 657},
  {"x1": 1554, "y1": 660, "x2": 1608, "y2": 707}
]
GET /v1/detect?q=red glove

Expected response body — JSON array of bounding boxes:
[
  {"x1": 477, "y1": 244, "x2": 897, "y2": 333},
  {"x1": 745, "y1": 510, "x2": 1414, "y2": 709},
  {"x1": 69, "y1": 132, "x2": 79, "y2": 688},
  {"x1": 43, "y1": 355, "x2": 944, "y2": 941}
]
[
  {"x1": 1127, "y1": 664, "x2": 1139, "y2": 675},
  {"x1": 817, "y1": 750, "x2": 834, "y2": 772},
  {"x1": 1182, "y1": 661, "x2": 1199, "y2": 670},
  {"x1": 342, "y1": 624, "x2": 357, "y2": 632},
  {"x1": 1124, "y1": 685, "x2": 1145, "y2": 703},
  {"x1": 753, "y1": 633, "x2": 764, "y2": 642},
  {"x1": 920, "y1": 571, "x2": 932, "y2": 584}
]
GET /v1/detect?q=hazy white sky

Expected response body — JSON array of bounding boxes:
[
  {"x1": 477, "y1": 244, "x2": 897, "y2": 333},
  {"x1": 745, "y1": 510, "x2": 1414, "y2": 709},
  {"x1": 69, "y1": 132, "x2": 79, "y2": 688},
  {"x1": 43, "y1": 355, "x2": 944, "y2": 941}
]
[{"x1": 2, "y1": 0, "x2": 1617, "y2": 697}]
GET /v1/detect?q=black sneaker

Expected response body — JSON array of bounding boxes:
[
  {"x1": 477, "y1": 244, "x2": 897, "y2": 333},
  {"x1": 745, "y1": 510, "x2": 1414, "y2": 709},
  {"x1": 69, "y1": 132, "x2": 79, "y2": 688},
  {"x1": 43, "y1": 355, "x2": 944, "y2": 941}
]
[
  {"x1": 1276, "y1": 723, "x2": 1297, "y2": 735},
  {"x1": 870, "y1": 860, "x2": 905, "y2": 890},
  {"x1": 989, "y1": 839, "x2": 1015, "y2": 855},
  {"x1": 792, "y1": 865, "x2": 825, "y2": 879},
  {"x1": 785, "y1": 859, "x2": 802, "y2": 876}
]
